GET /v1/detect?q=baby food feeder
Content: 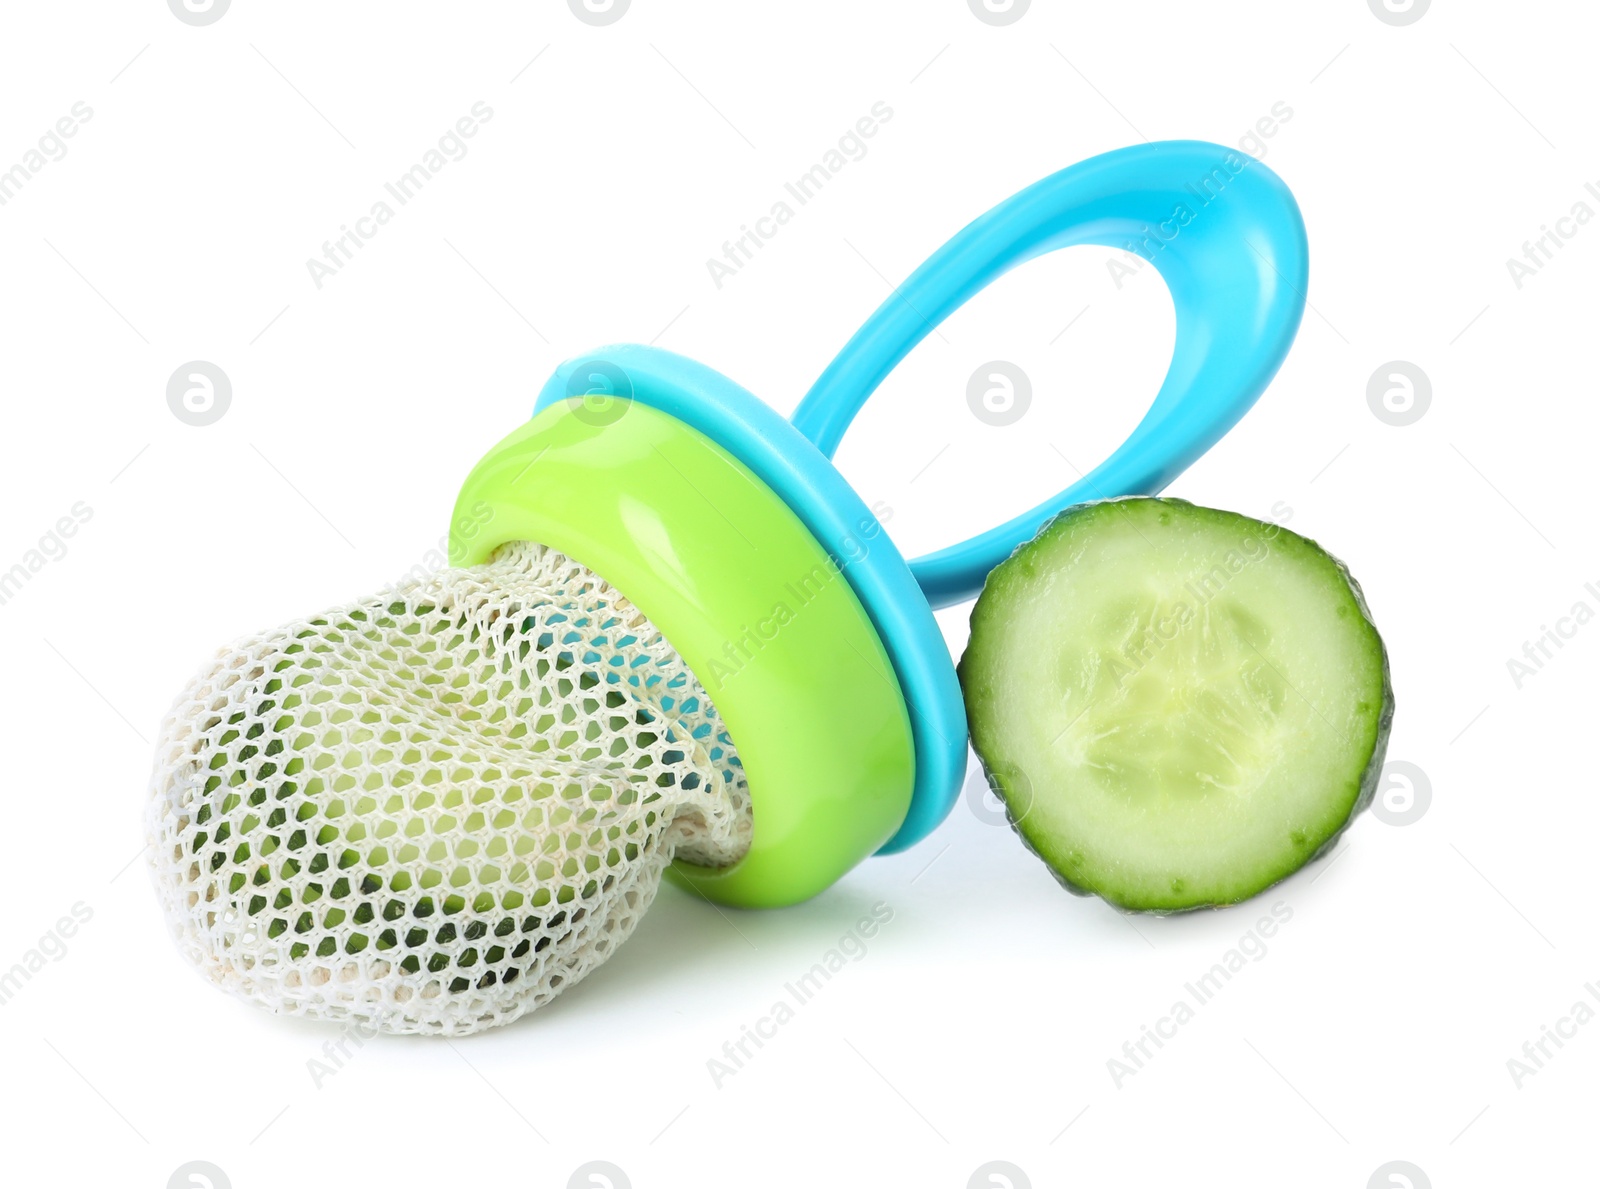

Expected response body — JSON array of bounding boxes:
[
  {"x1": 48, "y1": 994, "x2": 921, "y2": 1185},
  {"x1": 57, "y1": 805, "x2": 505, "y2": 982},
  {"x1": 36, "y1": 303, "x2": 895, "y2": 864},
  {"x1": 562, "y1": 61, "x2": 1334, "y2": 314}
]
[{"x1": 149, "y1": 140, "x2": 1307, "y2": 1035}]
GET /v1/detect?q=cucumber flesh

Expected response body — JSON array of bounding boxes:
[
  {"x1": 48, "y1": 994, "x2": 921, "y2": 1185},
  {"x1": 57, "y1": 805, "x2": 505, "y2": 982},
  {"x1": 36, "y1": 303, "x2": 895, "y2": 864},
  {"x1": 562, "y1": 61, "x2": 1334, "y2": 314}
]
[{"x1": 959, "y1": 498, "x2": 1392, "y2": 913}]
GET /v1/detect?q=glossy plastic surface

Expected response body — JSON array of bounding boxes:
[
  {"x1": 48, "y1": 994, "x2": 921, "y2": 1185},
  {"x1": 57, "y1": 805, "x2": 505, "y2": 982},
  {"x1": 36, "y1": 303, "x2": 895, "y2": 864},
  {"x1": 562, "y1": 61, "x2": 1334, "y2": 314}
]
[
  {"x1": 534, "y1": 346, "x2": 965, "y2": 854},
  {"x1": 449, "y1": 399, "x2": 914, "y2": 907},
  {"x1": 792, "y1": 140, "x2": 1310, "y2": 608}
]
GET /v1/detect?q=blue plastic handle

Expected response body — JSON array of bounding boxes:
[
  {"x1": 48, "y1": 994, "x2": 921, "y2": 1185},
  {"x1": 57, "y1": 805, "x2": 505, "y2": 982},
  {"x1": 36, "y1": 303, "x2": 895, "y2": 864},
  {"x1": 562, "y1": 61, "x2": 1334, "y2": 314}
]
[{"x1": 791, "y1": 140, "x2": 1309, "y2": 609}]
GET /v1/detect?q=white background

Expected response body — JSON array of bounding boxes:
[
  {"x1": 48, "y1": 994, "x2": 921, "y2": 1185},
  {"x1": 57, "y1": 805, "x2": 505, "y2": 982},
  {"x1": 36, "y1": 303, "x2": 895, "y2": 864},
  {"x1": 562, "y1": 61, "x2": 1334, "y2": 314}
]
[{"x1": 0, "y1": 1, "x2": 1592, "y2": 1186}]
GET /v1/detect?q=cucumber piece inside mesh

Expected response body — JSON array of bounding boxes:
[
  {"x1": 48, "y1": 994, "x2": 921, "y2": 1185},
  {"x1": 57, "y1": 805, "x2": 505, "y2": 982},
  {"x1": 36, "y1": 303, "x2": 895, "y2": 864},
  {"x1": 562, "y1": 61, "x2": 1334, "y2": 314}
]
[{"x1": 959, "y1": 498, "x2": 1392, "y2": 913}]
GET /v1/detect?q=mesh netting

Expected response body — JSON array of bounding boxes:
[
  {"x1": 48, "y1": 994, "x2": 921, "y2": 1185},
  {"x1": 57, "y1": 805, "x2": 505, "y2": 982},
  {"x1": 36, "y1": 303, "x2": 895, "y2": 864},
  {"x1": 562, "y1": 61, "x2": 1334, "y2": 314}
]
[{"x1": 146, "y1": 541, "x2": 751, "y2": 1036}]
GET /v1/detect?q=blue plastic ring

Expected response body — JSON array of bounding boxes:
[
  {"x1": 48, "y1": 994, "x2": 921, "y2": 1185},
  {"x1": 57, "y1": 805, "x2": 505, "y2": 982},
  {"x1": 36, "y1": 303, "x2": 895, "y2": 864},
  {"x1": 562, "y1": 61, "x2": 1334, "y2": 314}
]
[{"x1": 793, "y1": 140, "x2": 1310, "y2": 609}]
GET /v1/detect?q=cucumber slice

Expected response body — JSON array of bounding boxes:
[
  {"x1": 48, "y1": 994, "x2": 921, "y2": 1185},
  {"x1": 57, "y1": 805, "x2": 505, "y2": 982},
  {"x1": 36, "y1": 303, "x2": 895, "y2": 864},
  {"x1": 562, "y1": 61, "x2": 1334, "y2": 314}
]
[{"x1": 959, "y1": 498, "x2": 1392, "y2": 913}]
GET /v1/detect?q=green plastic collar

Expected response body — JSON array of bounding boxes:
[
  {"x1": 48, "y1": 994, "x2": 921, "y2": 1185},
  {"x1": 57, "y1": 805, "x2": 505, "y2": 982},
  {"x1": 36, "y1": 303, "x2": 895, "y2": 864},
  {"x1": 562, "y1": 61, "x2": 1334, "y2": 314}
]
[{"x1": 448, "y1": 398, "x2": 914, "y2": 908}]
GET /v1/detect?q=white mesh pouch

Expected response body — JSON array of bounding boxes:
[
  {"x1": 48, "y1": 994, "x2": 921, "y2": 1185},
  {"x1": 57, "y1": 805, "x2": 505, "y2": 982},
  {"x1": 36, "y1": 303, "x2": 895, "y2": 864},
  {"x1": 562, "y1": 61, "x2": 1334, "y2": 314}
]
[{"x1": 147, "y1": 541, "x2": 752, "y2": 1036}]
